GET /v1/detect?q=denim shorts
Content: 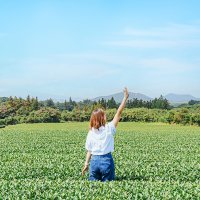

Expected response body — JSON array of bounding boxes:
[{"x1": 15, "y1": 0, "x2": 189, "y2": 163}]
[{"x1": 89, "y1": 152, "x2": 115, "y2": 182}]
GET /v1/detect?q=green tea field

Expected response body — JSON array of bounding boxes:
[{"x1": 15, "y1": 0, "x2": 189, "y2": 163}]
[{"x1": 0, "y1": 122, "x2": 199, "y2": 199}]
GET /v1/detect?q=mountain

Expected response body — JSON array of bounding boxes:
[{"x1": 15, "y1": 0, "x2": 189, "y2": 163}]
[
  {"x1": 92, "y1": 92, "x2": 152, "y2": 103},
  {"x1": 92, "y1": 92, "x2": 200, "y2": 104},
  {"x1": 164, "y1": 93, "x2": 200, "y2": 103}
]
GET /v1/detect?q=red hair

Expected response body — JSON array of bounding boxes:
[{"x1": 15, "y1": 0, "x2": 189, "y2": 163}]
[{"x1": 89, "y1": 108, "x2": 106, "y2": 130}]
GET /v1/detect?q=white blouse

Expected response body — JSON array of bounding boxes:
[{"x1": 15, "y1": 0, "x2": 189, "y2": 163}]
[{"x1": 85, "y1": 121, "x2": 116, "y2": 155}]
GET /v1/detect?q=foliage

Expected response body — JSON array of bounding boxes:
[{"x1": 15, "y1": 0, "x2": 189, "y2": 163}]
[
  {"x1": 27, "y1": 107, "x2": 61, "y2": 123},
  {"x1": 1, "y1": 95, "x2": 200, "y2": 126},
  {"x1": 126, "y1": 95, "x2": 170, "y2": 109},
  {"x1": 188, "y1": 100, "x2": 200, "y2": 105},
  {"x1": 0, "y1": 122, "x2": 199, "y2": 199}
]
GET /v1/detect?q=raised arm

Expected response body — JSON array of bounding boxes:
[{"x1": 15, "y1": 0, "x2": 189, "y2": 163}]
[{"x1": 112, "y1": 87, "x2": 129, "y2": 127}]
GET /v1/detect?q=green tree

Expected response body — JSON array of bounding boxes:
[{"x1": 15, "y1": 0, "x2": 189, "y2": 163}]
[
  {"x1": 46, "y1": 98, "x2": 55, "y2": 108},
  {"x1": 107, "y1": 97, "x2": 117, "y2": 109}
]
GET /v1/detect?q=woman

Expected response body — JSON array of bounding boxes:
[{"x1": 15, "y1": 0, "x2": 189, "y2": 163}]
[{"x1": 82, "y1": 87, "x2": 129, "y2": 181}]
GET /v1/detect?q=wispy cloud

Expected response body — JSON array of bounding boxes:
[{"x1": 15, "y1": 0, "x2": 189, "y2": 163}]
[
  {"x1": 20, "y1": 58, "x2": 119, "y2": 80},
  {"x1": 0, "y1": 55, "x2": 121, "y2": 88},
  {"x1": 137, "y1": 58, "x2": 199, "y2": 73},
  {"x1": 104, "y1": 23, "x2": 200, "y2": 48},
  {"x1": 54, "y1": 53, "x2": 199, "y2": 73},
  {"x1": 123, "y1": 23, "x2": 200, "y2": 37},
  {"x1": 105, "y1": 39, "x2": 200, "y2": 48},
  {"x1": 0, "y1": 55, "x2": 122, "y2": 99},
  {"x1": 1, "y1": 52, "x2": 200, "y2": 99}
]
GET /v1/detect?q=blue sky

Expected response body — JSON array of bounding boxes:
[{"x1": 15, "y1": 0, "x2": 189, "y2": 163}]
[{"x1": 1, "y1": 0, "x2": 200, "y2": 101}]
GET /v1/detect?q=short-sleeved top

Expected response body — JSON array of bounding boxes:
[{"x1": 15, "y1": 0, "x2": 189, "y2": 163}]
[{"x1": 85, "y1": 121, "x2": 116, "y2": 155}]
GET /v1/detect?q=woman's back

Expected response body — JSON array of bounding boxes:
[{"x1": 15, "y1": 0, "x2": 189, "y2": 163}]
[{"x1": 85, "y1": 121, "x2": 116, "y2": 155}]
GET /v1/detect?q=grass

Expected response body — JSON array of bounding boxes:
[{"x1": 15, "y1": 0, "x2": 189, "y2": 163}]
[{"x1": 0, "y1": 122, "x2": 199, "y2": 199}]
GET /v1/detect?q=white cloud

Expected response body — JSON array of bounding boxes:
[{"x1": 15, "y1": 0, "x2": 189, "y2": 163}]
[
  {"x1": 0, "y1": 55, "x2": 121, "y2": 88},
  {"x1": 54, "y1": 53, "x2": 199, "y2": 73},
  {"x1": 1, "y1": 51, "x2": 200, "y2": 99},
  {"x1": 105, "y1": 23, "x2": 200, "y2": 48},
  {"x1": 137, "y1": 58, "x2": 199, "y2": 72},
  {"x1": 105, "y1": 39, "x2": 200, "y2": 48},
  {"x1": 20, "y1": 61, "x2": 119, "y2": 81},
  {"x1": 123, "y1": 23, "x2": 200, "y2": 37}
]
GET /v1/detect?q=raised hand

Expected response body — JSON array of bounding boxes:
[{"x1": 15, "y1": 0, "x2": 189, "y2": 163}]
[
  {"x1": 123, "y1": 87, "x2": 129, "y2": 99},
  {"x1": 112, "y1": 87, "x2": 129, "y2": 128}
]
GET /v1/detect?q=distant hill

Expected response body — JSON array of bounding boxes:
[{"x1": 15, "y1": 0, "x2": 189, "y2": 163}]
[
  {"x1": 164, "y1": 93, "x2": 200, "y2": 103},
  {"x1": 92, "y1": 92, "x2": 152, "y2": 103},
  {"x1": 1, "y1": 93, "x2": 200, "y2": 104},
  {"x1": 92, "y1": 92, "x2": 200, "y2": 104}
]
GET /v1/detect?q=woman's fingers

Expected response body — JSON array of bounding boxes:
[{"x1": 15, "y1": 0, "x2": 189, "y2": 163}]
[
  {"x1": 123, "y1": 87, "x2": 129, "y2": 98},
  {"x1": 82, "y1": 166, "x2": 86, "y2": 176},
  {"x1": 124, "y1": 87, "x2": 127, "y2": 93},
  {"x1": 82, "y1": 170, "x2": 85, "y2": 176},
  {"x1": 82, "y1": 165, "x2": 88, "y2": 176}
]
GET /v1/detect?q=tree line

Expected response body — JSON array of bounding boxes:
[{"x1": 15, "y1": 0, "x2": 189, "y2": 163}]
[
  {"x1": 0, "y1": 95, "x2": 200, "y2": 126},
  {"x1": 0, "y1": 95, "x2": 171, "y2": 112}
]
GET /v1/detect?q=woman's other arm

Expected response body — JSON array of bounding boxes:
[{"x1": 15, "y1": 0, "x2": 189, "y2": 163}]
[{"x1": 82, "y1": 151, "x2": 92, "y2": 176}]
